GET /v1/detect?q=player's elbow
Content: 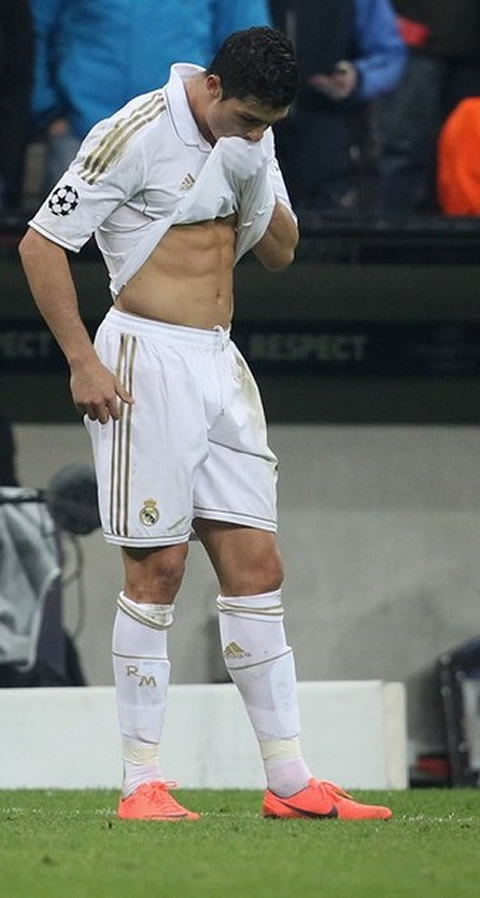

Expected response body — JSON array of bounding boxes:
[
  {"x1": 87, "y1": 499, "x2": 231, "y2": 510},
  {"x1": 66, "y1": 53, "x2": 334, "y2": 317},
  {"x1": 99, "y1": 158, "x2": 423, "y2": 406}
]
[
  {"x1": 18, "y1": 228, "x2": 43, "y2": 264},
  {"x1": 18, "y1": 228, "x2": 62, "y2": 267},
  {"x1": 18, "y1": 230, "x2": 30, "y2": 263},
  {"x1": 261, "y1": 245, "x2": 296, "y2": 272}
]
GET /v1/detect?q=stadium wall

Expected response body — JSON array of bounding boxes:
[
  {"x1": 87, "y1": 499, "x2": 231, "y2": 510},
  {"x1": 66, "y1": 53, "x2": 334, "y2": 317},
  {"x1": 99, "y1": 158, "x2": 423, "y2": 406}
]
[{"x1": 0, "y1": 681, "x2": 407, "y2": 789}]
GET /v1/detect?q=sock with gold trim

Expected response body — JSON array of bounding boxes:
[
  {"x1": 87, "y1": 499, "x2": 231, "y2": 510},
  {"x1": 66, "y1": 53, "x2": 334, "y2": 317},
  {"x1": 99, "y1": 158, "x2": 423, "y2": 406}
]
[
  {"x1": 112, "y1": 592, "x2": 173, "y2": 798},
  {"x1": 216, "y1": 590, "x2": 312, "y2": 797}
]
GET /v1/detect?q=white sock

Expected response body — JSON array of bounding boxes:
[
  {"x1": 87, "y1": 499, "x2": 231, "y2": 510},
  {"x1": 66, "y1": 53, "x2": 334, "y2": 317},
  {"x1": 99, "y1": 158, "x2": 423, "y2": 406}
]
[
  {"x1": 217, "y1": 590, "x2": 312, "y2": 797},
  {"x1": 260, "y1": 737, "x2": 313, "y2": 797},
  {"x1": 112, "y1": 592, "x2": 173, "y2": 798}
]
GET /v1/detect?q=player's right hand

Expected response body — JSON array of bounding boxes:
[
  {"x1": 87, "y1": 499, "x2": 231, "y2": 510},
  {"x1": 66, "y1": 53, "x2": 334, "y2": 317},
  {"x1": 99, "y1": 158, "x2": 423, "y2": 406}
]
[{"x1": 70, "y1": 357, "x2": 134, "y2": 424}]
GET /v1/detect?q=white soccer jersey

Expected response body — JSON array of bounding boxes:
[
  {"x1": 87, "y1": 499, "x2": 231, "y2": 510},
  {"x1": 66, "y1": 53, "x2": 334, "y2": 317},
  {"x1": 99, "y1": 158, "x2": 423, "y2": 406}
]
[{"x1": 29, "y1": 64, "x2": 294, "y2": 296}]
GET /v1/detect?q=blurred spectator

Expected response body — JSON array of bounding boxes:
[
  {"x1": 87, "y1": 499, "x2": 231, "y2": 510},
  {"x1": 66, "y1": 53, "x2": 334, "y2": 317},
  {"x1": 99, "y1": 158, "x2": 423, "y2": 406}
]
[
  {"x1": 0, "y1": 0, "x2": 33, "y2": 211},
  {"x1": 437, "y1": 98, "x2": 480, "y2": 215},
  {"x1": 273, "y1": 0, "x2": 405, "y2": 214},
  {"x1": 378, "y1": 1, "x2": 480, "y2": 215},
  {"x1": 30, "y1": 0, "x2": 272, "y2": 191}
]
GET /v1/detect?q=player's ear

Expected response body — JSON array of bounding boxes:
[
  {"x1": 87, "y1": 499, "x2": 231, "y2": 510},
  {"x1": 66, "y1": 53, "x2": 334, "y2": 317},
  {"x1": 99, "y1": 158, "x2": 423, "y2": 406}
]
[{"x1": 205, "y1": 74, "x2": 223, "y2": 101}]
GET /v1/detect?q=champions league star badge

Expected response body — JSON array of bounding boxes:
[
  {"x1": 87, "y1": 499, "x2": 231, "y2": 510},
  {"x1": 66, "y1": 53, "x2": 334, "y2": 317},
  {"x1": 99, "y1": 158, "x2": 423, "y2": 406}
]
[
  {"x1": 48, "y1": 184, "x2": 80, "y2": 216},
  {"x1": 139, "y1": 498, "x2": 160, "y2": 526}
]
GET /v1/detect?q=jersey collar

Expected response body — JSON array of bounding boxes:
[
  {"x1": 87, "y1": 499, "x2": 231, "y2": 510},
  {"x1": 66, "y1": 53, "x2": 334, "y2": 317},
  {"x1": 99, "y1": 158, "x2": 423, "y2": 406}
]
[{"x1": 165, "y1": 63, "x2": 212, "y2": 152}]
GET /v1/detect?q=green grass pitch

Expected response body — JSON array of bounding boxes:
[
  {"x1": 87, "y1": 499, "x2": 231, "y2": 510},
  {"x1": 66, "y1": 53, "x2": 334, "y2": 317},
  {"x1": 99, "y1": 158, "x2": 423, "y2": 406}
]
[{"x1": 1, "y1": 788, "x2": 479, "y2": 898}]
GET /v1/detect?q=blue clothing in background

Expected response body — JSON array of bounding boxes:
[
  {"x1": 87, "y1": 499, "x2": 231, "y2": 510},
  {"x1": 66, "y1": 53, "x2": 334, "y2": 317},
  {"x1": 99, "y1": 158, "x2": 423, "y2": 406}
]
[
  {"x1": 30, "y1": 0, "x2": 272, "y2": 139},
  {"x1": 352, "y1": 0, "x2": 407, "y2": 101}
]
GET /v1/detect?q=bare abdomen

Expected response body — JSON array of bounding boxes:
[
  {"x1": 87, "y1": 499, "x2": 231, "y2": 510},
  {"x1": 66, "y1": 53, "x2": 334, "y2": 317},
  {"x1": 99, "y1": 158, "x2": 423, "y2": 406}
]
[{"x1": 116, "y1": 216, "x2": 237, "y2": 329}]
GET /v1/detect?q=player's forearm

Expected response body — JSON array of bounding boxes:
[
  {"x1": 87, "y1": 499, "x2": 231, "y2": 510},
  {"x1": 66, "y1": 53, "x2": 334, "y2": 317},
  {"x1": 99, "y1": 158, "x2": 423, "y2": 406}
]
[
  {"x1": 18, "y1": 228, "x2": 96, "y2": 369},
  {"x1": 253, "y1": 201, "x2": 299, "y2": 271}
]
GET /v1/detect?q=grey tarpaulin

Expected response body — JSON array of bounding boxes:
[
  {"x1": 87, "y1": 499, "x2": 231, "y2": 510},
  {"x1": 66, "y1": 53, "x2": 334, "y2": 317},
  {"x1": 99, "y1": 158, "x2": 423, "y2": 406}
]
[{"x1": 0, "y1": 487, "x2": 60, "y2": 668}]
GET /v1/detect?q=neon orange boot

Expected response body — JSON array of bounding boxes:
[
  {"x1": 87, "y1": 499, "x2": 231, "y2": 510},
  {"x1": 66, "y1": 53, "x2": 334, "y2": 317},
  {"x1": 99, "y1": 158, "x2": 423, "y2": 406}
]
[
  {"x1": 117, "y1": 781, "x2": 200, "y2": 821},
  {"x1": 263, "y1": 778, "x2": 392, "y2": 820}
]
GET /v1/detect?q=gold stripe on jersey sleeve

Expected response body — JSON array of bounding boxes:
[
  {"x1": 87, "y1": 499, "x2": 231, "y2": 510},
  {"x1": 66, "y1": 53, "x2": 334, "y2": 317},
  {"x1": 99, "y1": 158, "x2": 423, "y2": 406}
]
[
  {"x1": 93, "y1": 103, "x2": 165, "y2": 183},
  {"x1": 81, "y1": 92, "x2": 163, "y2": 180},
  {"x1": 80, "y1": 92, "x2": 165, "y2": 184}
]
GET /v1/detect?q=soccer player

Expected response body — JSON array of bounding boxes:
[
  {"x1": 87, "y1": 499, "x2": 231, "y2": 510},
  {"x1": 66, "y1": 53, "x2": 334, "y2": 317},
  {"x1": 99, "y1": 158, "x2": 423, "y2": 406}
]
[{"x1": 19, "y1": 27, "x2": 392, "y2": 822}]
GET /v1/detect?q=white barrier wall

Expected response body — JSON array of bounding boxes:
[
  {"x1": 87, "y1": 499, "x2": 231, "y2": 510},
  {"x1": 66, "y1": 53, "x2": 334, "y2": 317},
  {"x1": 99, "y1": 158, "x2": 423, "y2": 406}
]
[{"x1": 0, "y1": 681, "x2": 407, "y2": 790}]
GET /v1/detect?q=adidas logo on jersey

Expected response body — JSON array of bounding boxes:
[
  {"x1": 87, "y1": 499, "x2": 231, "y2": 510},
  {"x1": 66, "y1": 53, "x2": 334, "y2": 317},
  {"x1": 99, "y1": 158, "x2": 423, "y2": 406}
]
[
  {"x1": 223, "y1": 642, "x2": 252, "y2": 661},
  {"x1": 180, "y1": 172, "x2": 196, "y2": 191}
]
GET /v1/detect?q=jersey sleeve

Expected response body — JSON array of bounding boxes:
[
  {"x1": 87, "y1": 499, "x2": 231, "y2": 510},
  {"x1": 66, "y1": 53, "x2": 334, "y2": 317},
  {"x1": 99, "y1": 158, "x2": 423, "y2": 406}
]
[
  {"x1": 28, "y1": 115, "x2": 146, "y2": 252},
  {"x1": 263, "y1": 127, "x2": 297, "y2": 223}
]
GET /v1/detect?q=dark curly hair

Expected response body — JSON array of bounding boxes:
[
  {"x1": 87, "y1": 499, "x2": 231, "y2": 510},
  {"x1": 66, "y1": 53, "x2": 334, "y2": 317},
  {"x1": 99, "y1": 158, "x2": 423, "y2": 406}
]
[{"x1": 207, "y1": 27, "x2": 298, "y2": 109}]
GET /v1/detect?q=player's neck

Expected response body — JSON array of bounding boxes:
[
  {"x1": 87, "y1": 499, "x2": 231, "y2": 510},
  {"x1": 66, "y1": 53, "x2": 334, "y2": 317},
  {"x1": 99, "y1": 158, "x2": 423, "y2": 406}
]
[{"x1": 184, "y1": 74, "x2": 216, "y2": 146}]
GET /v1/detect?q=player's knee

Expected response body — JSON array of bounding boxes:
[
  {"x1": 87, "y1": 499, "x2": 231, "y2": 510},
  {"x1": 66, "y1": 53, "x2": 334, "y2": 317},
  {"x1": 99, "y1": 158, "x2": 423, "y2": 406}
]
[
  {"x1": 233, "y1": 549, "x2": 284, "y2": 595},
  {"x1": 261, "y1": 551, "x2": 284, "y2": 593},
  {"x1": 122, "y1": 543, "x2": 188, "y2": 602},
  {"x1": 152, "y1": 554, "x2": 187, "y2": 593}
]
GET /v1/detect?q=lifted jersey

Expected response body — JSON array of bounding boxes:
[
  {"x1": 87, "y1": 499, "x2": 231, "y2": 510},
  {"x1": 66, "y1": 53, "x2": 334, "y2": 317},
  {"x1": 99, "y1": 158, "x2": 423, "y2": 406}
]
[{"x1": 29, "y1": 64, "x2": 294, "y2": 296}]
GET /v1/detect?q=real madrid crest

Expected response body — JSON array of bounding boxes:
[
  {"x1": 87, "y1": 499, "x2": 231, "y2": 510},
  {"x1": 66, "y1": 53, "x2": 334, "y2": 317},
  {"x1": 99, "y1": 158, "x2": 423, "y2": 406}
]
[{"x1": 139, "y1": 498, "x2": 160, "y2": 526}]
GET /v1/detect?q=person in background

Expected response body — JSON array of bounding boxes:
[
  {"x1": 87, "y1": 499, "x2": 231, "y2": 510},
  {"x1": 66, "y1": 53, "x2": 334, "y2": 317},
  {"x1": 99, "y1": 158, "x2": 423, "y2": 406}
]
[
  {"x1": 437, "y1": 97, "x2": 480, "y2": 215},
  {"x1": 0, "y1": 0, "x2": 33, "y2": 211},
  {"x1": 29, "y1": 0, "x2": 272, "y2": 191},
  {"x1": 378, "y1": 0, "x2": 480, "y2": 215},
  {"x1": 273, "y1": 0, "x2": 405, "y2": 214}
]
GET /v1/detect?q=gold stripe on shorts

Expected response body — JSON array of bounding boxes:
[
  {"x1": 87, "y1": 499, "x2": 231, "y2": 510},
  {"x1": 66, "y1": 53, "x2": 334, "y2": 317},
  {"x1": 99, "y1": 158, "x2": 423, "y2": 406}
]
[
  {"x1": 123, "y1": 336, "x2": 137, "y2": 537},
  {"x1": 110, "y1": 333, "x2": 137, "y2": 537},
  {"x1": 109, "y1": 334, "x2": 125, "y2": 533}
]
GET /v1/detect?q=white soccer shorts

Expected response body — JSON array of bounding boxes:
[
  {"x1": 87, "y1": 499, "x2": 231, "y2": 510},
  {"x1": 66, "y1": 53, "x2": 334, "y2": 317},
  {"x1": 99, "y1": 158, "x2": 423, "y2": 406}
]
[{"x1": 84, "y1": 308, "x2": 278, "y2": 546}]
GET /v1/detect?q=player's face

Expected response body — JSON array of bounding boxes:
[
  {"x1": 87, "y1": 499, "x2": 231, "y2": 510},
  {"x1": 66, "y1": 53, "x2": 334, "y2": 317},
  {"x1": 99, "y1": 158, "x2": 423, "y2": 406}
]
[{"x1": 205, "y1": 76, "x2": 289, "y2": 142}]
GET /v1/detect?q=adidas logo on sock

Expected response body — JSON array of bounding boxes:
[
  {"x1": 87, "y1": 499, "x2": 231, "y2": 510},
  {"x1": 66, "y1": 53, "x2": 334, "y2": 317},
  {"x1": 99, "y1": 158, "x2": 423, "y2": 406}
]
[{"x1": 223, "y1": 642, "x2": 251, "y2": 660}]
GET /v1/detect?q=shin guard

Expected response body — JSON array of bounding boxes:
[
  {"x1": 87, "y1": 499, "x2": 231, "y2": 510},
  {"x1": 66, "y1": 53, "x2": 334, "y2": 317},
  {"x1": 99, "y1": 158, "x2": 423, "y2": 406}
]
[{"x1": 216, "y1": 590, "x2": 301, "y2": 742}]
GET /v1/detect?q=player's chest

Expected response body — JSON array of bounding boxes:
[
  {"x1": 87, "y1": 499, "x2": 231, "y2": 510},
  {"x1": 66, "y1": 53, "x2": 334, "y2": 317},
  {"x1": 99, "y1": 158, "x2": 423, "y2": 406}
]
[{"x1": 141, "y1": 146, "x2": 210, "y2": 218}]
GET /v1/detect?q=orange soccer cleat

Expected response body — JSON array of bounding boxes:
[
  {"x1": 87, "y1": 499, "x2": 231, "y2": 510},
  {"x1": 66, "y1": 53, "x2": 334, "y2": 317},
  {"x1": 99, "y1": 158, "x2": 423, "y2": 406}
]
[
  {"x1": 117, "y1": 781, "x2": 200, "y2": 821},
  {"x1": 263, "y1": 778, "x2": 392, "y2": 821}
]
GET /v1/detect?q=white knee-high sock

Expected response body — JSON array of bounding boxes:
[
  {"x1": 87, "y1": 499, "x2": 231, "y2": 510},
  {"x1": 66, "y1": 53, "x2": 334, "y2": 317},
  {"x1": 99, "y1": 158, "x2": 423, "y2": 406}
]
[
  {"x1": 112, "y1": 592, "x2": 173, "y2": 797},
  {"x1": 217, "y1": 590, "x2": 312, "y2": 797}
]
